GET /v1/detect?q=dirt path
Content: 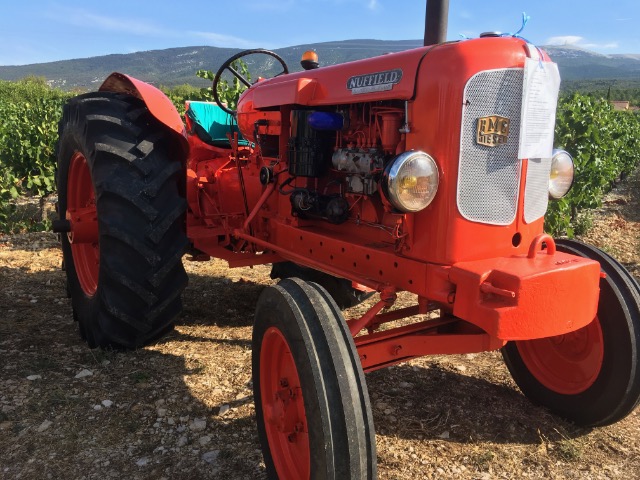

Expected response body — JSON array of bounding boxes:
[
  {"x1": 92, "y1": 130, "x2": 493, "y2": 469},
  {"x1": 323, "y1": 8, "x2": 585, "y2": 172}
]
[
  {"x1": 1, "y1": 170, "x2": 639, "y2": 479},
  {"x1": 579, "y1": 169, "x2": 640, "y2": 280}
]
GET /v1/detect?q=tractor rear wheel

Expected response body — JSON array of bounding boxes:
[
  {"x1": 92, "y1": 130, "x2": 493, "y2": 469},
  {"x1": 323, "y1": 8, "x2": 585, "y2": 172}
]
[
  {"x1": 252, "y1": 278, "x2": 376, "y2": 479},
  {"x1": 56, "y1": 92, "x2": 188, "y2": 348},
  {"x1": 502, "y1": 239, "x2": 640, "y2": 426}
]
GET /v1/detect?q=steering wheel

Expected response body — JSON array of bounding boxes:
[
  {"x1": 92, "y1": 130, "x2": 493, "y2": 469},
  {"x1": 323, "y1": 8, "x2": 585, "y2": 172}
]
[{"x1": 213, "y1": 49, "x2": 289, "y2": 116}]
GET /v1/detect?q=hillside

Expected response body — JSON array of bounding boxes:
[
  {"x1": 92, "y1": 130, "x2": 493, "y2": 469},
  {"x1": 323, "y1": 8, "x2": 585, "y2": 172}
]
[
  {"x1": 545, "y1": 45, "x2": 640, "y2": 81},
  {"x1": 0, "y1": 40, "x2": 424, "y2": 90},
  {"x1": 0, "y1": 40, "x2": 639, "y2": 91}
]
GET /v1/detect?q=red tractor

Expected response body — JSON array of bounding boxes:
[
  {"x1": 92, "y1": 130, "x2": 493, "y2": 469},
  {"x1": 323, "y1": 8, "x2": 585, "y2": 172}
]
[{"x1": 54, "y1": 2, "x2": 640, "y2": 478}]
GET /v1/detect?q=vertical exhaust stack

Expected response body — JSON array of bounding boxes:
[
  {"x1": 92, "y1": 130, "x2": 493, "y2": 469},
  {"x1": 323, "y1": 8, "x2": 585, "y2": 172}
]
[{"x1": 424, "y1": 0, "x2": 450, "y2": 46}]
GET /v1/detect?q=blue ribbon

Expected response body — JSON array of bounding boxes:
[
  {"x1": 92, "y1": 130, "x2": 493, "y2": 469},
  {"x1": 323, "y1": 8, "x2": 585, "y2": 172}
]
[
  {"x1": 458, "y1": 11, "x2": 544, "y2": 64},
  {"x1": 512, "y1": 12, "x2": 531, "y2": 38},
  {"x1": 501, "y1": 12, "x2": 532, "y2": 42},
  {"x1": 502, "y1": 11, "x2": 545, "y2": 65}
]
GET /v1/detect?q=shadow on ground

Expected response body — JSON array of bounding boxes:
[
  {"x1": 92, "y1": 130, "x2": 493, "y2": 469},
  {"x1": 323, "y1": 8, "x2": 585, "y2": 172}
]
[{"x1": 0, "y1": 251, "x2": 619, "y2": 480}]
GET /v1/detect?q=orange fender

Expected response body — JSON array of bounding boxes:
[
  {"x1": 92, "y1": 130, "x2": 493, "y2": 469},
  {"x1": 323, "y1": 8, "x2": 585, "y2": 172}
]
[{"x1": 100, "y1": 72, "x2": 188, "y2": 154}]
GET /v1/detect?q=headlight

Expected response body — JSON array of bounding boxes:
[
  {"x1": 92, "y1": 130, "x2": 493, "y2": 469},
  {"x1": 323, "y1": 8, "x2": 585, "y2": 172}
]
[
  {"x1": 383, "y1": 151, "x2": 439, "y2": 212},
  {"x1": 549, "y1": 149, "x2": 574, "y2": 199}
]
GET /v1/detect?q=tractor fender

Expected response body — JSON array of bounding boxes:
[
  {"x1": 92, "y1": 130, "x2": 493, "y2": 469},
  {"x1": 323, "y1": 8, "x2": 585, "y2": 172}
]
[{"x1": 100, "y1": 72, "x2": 189, "y2": 154}]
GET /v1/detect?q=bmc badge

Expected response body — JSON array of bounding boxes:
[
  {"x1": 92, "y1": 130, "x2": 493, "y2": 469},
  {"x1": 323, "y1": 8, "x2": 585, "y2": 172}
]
[
  {"x1": 476, "y1": 115, "x2": 510, "y2": 147},
  {"x1": 347, "y1": 69, "x2": 403, "y2": 95}
]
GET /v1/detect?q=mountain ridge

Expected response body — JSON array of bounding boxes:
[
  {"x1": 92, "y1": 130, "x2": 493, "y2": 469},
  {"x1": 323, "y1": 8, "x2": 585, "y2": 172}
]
[{"x1": 1, "y1": 40, "x2": 639, "y2": 91}]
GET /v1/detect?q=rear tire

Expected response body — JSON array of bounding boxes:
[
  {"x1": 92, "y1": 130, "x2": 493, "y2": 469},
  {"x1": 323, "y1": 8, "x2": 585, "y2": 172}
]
[
  {"x1": 502, "y1": 239, "x2": 640, "y2": 426},
  {"x1": 56, "y1": 92, "x2": 188, "y2": 348},
  {"x1": 252, "y1": 278, "x2": 376, "y2": 479}
]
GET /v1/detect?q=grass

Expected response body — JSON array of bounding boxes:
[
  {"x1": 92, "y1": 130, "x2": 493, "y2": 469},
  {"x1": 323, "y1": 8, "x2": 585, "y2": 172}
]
[
  {"x1": 188, "y1": 359, "x2": 207, "y2": 375},
  {"x1": 600, "y1": 243, "x2": 624, "y2": 258},
  {"x1": 470, "y1": 450, "x2": 495, "y2": 471},
  {"x1": 49, "y1": 387, "x2": 83, "y2": 406},
  {"x1": 129, "y1": 371, "x2": 151, "y2": 384},
  {"x1": 84, "y1": 348, "x2": 118, "y2": 366},
  {"x1": 25, "y1": 354, "x2": 60, "y2": 373},
  {"x1": 555, "y1": 438, "x2": 583, "y2": 461}
]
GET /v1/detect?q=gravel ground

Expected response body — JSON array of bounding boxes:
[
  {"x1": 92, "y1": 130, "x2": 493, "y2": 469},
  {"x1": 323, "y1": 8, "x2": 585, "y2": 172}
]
[{"x1": 1, "y1": 169, "x2": 639, "y2": 479}]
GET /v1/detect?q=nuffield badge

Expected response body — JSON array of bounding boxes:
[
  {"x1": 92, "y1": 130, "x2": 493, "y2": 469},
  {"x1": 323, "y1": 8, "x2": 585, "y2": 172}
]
[{"x1": 347, "y1": 69, "x2": 403, "y2": 95}]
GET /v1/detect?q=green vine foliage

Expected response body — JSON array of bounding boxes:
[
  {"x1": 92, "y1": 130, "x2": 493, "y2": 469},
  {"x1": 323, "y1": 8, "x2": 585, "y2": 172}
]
[
  {"x1": 196, "y1": 60, "x2": 251, "y2": 111},
  {"x1": 163, "y1": 60, "x2": 251, "y2": 115},
  {"x1": 161, "y1": 83, "x2": 204, "y2": 116},
  {"x1": 545, "y1": 93, "x2": 640, "y2": 236},
  {"x1": 0, "y1": 77, "x2": 71, "y2": 233}
]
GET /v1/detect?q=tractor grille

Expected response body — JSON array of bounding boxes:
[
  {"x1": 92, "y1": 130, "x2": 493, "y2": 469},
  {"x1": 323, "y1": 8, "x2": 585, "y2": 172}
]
[
  {"x1": 524, "y1": 157, "x2": 551, "y2": 223},
  {"x1": 457, "y1": 69, "x2": 524, "y2": 225}
]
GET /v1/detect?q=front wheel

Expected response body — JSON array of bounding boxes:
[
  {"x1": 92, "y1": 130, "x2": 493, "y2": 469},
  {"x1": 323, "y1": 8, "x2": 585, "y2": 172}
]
[
  {"x1": 252, "y1": 278, "x2": 376, "y2": 479},
  {"x1": 502, "y1": 239, "x2": 640, "y2": 426}
]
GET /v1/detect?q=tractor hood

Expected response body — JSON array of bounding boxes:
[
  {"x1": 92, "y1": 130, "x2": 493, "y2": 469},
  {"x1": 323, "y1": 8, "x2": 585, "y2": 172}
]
[{"x1": 237, "y1": 46, "x2": 432, "y2": 110}]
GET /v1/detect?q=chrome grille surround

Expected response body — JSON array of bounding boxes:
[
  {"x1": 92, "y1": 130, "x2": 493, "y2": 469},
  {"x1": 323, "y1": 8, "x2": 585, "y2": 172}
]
[
  {"x1": 524, "y1": 157, "x2": 551, "y2": 223},
  {"x1": 457, "y1": 68, "x2": 524, "y2": 225}
]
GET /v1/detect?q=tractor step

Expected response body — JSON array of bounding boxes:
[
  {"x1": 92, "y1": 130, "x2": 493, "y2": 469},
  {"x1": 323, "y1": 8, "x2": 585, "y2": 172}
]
[{"x1": 51, "y1": 219, "x2": 71, "y2": 233}]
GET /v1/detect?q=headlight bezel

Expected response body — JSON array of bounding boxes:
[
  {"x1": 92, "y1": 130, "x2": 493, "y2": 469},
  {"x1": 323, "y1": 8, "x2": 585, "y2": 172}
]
[
  {"x1": 548, "y1": 149, "x2": 575, "y2": 199},
  {"x1": 382, "y1": 150, "x2": 440, "y2": 213}
]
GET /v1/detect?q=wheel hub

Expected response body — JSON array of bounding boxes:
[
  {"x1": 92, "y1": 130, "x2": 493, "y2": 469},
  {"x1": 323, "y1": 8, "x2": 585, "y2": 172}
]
[
  {"x1": 266, "y1": 384, "x2": 305, "y2": 435},
  {"x1": 260, "y1": 327, "x2": 310, "y2": 479},
  {"x1": 67, "y1": 152, "x2": 100, "y2": 296},
  {"x1": 516, "y1": 317, "x2": 604, "y2": 395}
]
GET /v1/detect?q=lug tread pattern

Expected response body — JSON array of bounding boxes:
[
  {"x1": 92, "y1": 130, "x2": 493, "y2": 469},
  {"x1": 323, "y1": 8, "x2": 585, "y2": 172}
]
[
  {"x1": 143, "y1": 162, "x2": 183, "y2": 198},
  {"x1": 93, "y1": 142, "x2": 151, "y2": 176},
  {"x1": 147, "y1": 238, "x2": 189, "y2": 289},
  {"x1": 146, "y1": 199, "x2": 187, "y2": 244},
  {"x1": 100, "y1": 262, "x2": 158, "y2": 306},
  {"x1": 98, "y1": 179, "x2": 159, "y2": 221},
  {"x1": 57, "y1": 91, "x2": 188, "y2": 349},
  {"x1": 101, "y1": 224, "x2": 162, "y2": 266}
]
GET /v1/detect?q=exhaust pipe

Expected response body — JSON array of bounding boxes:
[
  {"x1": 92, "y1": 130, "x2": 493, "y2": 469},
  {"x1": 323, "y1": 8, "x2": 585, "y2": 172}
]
[{"x1": 424, "y1": 0, "x2": 450, "y2": 46}]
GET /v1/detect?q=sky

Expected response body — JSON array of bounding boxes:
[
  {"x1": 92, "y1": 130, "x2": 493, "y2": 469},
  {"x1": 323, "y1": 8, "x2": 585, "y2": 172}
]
[{"x1": 1, "y1": 0, "x2": 639, "y2": 66}]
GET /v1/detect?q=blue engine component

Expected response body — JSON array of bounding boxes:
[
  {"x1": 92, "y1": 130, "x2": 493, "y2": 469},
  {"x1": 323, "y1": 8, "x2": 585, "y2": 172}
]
[{"x1": 308, "y1": 111, "x2": 344, "y2": 131}]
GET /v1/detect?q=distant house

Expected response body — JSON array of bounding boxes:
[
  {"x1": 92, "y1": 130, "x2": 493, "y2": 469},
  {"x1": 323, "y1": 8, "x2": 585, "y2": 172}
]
[{"x1": 611, "y1": 100, "x2": 630, "y2": 111}]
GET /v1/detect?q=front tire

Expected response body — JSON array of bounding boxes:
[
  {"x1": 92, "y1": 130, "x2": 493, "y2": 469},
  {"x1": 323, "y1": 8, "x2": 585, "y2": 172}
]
[
  {"x1": 252, "y1": 278, "x2": 376, "y2": 479},
  {"x1": 56, "y1": 92, "x2": 188, "y2": 348},
  {"x1": 502, "y1": 239, "x2": 640, "y2": 426},
  {"x1": 270, "y1": 262, "x2": 374, "y2": 309}
]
